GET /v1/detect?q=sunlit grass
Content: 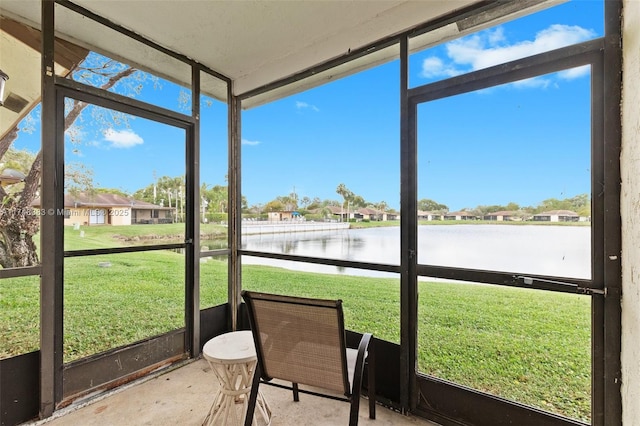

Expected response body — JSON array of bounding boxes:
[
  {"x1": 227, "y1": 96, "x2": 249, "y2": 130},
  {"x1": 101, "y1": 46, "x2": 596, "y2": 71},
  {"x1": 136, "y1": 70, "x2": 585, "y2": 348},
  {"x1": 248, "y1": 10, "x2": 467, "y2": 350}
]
[
  {"x1": 0, "y1": 275, "x2": 40, "y2": 356},
  {"x1": 417, "y1": 281, "x2": 590, "y2": 422}
]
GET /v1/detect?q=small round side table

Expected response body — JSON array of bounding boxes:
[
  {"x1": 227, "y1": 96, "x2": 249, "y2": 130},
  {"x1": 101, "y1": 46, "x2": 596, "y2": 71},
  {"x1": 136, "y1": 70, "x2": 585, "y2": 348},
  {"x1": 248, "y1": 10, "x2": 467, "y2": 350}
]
[{"x1": 202, "y1": 330, "x2": 271, "y2": 426}]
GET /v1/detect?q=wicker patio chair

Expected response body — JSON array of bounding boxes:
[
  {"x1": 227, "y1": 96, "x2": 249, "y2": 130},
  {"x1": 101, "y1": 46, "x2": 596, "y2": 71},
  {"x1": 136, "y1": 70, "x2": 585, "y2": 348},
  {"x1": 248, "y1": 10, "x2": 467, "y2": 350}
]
[{"x1": 241, "y1": 290, "x2": 376, "y2": 426}]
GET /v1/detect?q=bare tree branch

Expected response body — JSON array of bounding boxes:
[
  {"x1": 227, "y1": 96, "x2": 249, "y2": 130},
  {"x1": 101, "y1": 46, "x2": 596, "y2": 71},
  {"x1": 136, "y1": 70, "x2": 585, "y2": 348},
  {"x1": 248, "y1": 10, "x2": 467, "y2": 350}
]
[
  {"x1": 0, "y1": 65, "x2": 138, "y2": 267},
  {"x1": 0, "y1": 127, "x2": 19, "y2": 160}
]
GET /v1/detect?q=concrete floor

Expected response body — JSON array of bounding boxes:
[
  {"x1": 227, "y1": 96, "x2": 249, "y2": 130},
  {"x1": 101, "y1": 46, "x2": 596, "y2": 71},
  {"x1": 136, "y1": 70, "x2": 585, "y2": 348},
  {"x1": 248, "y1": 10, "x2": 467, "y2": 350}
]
[{"x1": 26, "y1": 358, "x2": 438, "y2": 426}]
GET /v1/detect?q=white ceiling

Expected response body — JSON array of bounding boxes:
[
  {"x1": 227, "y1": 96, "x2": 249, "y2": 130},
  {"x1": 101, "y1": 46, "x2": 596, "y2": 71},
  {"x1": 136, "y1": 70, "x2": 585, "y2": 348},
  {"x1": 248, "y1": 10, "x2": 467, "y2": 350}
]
[
  {"x1": 1, "y1": 0, "x2": 559, "y2": 110},
  {"x1": 0, "y1": 16, "x2": 78, "y2": 139},
  {"x1": 66, "y1": 0, "x2": 478, "y2": 96}
]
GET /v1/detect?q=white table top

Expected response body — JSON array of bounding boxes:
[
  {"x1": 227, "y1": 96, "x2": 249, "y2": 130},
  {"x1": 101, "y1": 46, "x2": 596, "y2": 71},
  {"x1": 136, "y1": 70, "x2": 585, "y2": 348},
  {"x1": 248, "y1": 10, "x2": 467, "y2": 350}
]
[{"x1": 203, "y1": 330, "x2": 257, "y2": 364}]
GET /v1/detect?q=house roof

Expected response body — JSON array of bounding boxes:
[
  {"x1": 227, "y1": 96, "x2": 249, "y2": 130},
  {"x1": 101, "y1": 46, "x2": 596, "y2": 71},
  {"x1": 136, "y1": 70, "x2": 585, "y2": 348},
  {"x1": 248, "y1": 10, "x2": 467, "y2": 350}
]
[
  {"x1": 485, "y1": 210, "x2": 517, "y2": 216},
  {"x1": 65, "y1": 193, "x2": 131, "y2": 207},
  {"x1": 535, "y1": 210, "x2": 579, "y2": 216},
  {"x1": 325, "y1": 206, "x2": 346, "y2": 214},
  {"x1": 358, "y1": 208, "x2": 384, "y2": 215},
  {"x1": 33, "y1": 192, "x2": 173, "y2": 210},
  {"x1": 0, "y1": 1, "x2": 560, "y2": 110}
]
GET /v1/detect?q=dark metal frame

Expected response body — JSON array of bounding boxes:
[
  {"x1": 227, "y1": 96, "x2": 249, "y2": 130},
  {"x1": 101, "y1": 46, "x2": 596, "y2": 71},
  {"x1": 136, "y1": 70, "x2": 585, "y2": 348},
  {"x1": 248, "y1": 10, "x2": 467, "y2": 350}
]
[
  {"x1": 229, "y1": 83, "x2": 242, "y2": 331},
  {"x1": 600, "y1": 2, "x2": 623, "y2": 425},
  {"x1": 37, "y1": 0, "x2": 232, "y2": 416},
  {"x1": 399, "y1": 35, "x2": 418, "y2": 413},
  {"x1": 50, "y1": 86, "x2": 194, "y2": 404},
  {"x1": 0, "y1": 265, "x2": 41, "y2": 279},
  {"x1": 405, "y1": 32, "x2": 620, "y2": 426}
]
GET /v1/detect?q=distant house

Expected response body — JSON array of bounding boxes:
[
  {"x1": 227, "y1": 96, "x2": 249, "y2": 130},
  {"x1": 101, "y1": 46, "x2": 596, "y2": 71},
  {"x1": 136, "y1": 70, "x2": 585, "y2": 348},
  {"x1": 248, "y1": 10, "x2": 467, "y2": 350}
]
[
  {"x1": 33, "y1": 193, "x2": 175, "y2": 226},
  {"x1": 444, "y1": 211, "x2": 476, "y2": 221},
  {"x1": 532, "y1": 210, "x2": 580, "y2": 222},
  {"x1": 322, "y1": 205, "x2": 397, "y2": 221},
  {"x1": 357, "y1": 207, "x2": 385, "y2": 221},
  {"x1": 266, "y1": 210, "x2": 303, "y2": 221},
  {"x1": 321, "y1": 205, "x2": 349, "y2": 221},
  {"x1": 418, "y1": 210, "x2": 442, "y2": 221},
  {"x1": 385, "y1": 212, "x2": 399, "y2": 221},
  {"x1": 359, "y1": 207, "x2": 398, "y2": 221},
  {"x1": 483, "y1": 210, "x2": 528, "y2": 221}
]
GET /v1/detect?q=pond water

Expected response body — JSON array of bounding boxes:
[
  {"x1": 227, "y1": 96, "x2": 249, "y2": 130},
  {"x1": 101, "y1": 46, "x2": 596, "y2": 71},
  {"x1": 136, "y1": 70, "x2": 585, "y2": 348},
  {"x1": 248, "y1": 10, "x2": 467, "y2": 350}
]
[{"x1": 235, "y1": 224, "x2": 591, "y2": 280}]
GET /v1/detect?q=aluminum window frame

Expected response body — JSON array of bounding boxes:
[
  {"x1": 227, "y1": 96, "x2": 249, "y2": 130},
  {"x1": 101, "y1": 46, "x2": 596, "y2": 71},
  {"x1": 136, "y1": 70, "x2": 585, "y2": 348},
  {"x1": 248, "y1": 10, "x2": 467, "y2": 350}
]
[
  {"x1": 405, "y1": 36, "x2": 619, "y2": 426},
  {"x1": 39, "y1": 0, "x2": 232, "y2": 413}
]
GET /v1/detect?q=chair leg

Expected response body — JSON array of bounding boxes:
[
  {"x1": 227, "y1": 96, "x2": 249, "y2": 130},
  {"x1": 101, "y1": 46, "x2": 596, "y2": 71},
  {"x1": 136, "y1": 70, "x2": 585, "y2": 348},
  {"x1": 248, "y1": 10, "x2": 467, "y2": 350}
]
[
  {"x1": 244, "y1": 366, "x2": 261, "y2": 426},
  {"x1": 292, "y1": 382, "x2": 300, "y2": 402},
  {"x1": 349, "y1": 396, "x2": 361, "y2": 426},
  {"x1": 349, "y1": 332, "x2": 373, "y2": 426},
  {"x1": 367, "y1": 339, "x2": 376, "y2": 420}
]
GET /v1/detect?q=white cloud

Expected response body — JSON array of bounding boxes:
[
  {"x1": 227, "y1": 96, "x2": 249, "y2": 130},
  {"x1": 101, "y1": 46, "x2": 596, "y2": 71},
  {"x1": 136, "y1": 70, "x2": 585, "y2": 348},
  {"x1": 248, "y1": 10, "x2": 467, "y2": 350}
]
[
  {"x1": 487, "y1": 26, "x2": 506, "y2": 45},
  {"x1": 420, "y1": 56, "x2": 461, "y2": 78},
  {"x1": 421, "y1": 24, "x2": 596, "y2": 83},
  {"x1": 242, "y1": 138, "x2": 261, "y2": 146},
  {"x1": 295, "y1": 101, "x2": 320, "y2": 112},
  {"x1": 103, "y1": 129, "x2": 143, "y2": 148},
  {"x1": 558, "y1": 64, "x2": 590, "y2": 80},
  {"x1": 512, "y1": 76, "x2": 552, "y2": 89}
]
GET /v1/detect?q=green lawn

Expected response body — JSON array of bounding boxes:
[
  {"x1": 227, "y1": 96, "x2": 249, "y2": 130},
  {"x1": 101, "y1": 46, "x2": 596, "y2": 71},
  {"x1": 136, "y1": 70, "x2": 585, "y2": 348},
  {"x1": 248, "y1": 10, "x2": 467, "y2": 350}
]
[{"x1": 0, "y1": 223, "x2": 591, "y2": 422}]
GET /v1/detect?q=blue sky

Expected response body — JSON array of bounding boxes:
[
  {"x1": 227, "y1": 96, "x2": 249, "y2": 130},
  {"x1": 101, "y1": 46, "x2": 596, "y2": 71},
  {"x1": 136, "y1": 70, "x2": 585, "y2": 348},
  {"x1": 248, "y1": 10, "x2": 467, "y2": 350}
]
[{"x1": 11, "y1": 0, "x2": 603, "y2": 211}]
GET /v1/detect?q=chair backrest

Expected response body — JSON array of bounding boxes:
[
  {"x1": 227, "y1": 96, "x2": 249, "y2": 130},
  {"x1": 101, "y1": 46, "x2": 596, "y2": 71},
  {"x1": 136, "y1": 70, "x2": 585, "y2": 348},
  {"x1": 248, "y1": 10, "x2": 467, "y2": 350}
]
[{"x1": 242, "y1": 290, "x2": 351, "y2": 395}]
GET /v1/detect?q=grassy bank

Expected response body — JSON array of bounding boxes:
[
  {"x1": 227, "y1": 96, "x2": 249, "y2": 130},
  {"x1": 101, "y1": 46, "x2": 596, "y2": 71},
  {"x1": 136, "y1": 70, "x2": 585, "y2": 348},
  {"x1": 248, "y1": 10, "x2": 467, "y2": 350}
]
[
  {"x1": 63, "y1": 222, "x2": 227, "y2": 250},
  {"x1": 0, "y1": 223, "x2": 591, "y2": 422}
]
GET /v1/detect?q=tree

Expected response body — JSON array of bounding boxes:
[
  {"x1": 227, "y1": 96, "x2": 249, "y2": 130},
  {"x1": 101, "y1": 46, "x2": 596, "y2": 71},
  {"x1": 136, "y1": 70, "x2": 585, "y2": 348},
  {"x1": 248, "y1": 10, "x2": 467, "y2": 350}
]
[
  {"x1": 134, "y1": 175, "x2": 186, "y2": 222},
  {"x1": 94, "y1": 187, "x2": 130, "y2": 197},
  {"x1": 336, "y1": 183, "x2": 354, "y2": 221},
  {"x1": 65, "y1": 162, "x2": 96, "y2": 196},
  {"x1": 260, "y1": 194, "x2": 299, "y2": 213},
  {"x1": 201, "y1": 183, "x2": 229, "y2": 217},
  {"x1": 417, "y1": 198, "x2": 448, "y2": 212},
  {"x1": 566, "y1": 194, "x2": 590, "y2": 216},
  {"x1": 263, "y1": 200, "x2": 285, "y2": 212},
  {"x1": 350, "y1": 195, "x2": 366, "y2": 209},
  {"x1": 0, "y1": 56, "x2": 139, "y2": 268},
  {"x1": 373, "y1": 201, "x2": 387, "y2": 212},
  {"x1": 320, "y1": 206, "x2": 333, "y2": 221},
  {"x1": 300, "y1": 196, "x2": 311, "y2": 209},
  {"x1": 505, "y1": 202, "x2": 520, "y2": 211},
  {"x1": 280, "y1": 194, "x2": 298, "y2": 211}
]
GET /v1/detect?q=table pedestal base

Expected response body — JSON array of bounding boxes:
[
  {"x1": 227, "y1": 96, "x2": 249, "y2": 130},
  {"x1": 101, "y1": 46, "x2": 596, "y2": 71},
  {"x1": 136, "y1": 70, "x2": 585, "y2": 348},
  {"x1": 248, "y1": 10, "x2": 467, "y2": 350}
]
[{"x1": 203, "y1": 358, "x2": 271, "y2": 426}]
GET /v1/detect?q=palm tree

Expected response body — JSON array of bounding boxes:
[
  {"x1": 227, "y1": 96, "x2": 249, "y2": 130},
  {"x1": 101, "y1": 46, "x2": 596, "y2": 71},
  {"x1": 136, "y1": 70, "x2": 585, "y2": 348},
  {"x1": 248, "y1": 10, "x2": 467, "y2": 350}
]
[{"x1": 336, "y1": 183, "x2": 353, "y2": 222}]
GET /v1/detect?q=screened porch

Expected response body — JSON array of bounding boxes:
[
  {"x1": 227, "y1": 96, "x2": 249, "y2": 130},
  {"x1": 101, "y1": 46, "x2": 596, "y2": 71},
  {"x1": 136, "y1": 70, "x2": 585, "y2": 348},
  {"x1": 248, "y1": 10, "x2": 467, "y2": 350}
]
[{"x1": 0, "y1": 1, "x2": 637, "y2": 426}]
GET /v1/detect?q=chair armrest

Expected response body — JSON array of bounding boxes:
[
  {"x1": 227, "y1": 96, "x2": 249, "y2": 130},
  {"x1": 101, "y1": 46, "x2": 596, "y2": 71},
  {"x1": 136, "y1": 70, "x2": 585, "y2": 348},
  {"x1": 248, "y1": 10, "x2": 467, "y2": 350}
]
[{"x1": 351, "y1": 332, "x2": 372, "y2": 394}]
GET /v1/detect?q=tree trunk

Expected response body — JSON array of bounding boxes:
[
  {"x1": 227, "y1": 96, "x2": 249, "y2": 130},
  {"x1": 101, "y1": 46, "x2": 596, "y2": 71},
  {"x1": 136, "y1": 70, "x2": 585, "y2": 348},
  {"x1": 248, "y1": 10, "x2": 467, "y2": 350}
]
[{"x1": 0, "y1": 198, "x2": 40, "y2": 268}]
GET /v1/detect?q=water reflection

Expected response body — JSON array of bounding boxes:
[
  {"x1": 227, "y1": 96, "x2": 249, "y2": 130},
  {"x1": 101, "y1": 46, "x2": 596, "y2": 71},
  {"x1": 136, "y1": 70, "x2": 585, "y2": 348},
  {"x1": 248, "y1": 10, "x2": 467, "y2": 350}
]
[
  {"x1": 420, "y1": 225, "x2": 590, "y2": 278},
  {"x1": 242, "y1": 229, "x2": 370, "y2": 258},
  {"x1": 239, "y1": 225, "x2": 590, "y2": 279}
]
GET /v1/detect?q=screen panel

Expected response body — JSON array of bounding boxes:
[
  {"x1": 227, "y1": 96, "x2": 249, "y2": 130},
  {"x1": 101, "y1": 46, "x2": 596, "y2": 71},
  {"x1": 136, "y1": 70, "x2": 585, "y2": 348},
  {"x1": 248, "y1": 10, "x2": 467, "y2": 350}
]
[{"x1": 416, "y1": 67, "x2": 592, "y2": 280}]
